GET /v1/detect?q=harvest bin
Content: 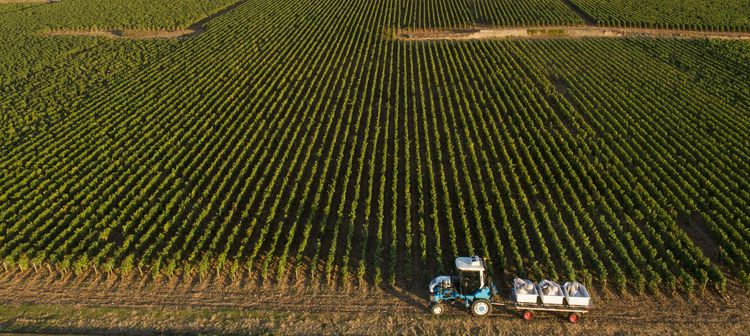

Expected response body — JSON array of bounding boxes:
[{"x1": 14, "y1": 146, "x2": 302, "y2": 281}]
[
  {"x1": 512, "y1": 278, "x2": 538, "y2": 304},
  {"x1": 562, "y1": 281, "x2": 591, "y2": 306},
  {"x1": 537, "y1": 280, "x2": 564, "y2": 305}
]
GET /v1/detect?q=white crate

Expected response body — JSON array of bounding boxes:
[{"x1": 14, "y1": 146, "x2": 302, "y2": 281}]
[
  {"x1": 513, "y1": 287, "x2": 539, "y2": 304},
  {"x1": 537, "y1": 280, "x2": 564, "y2": 305},
  {"x1": 562, "y1": 281, "x2": 591, "y2": 307}
]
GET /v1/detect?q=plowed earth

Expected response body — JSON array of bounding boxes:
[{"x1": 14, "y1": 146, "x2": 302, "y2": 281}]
[
  {"x1": 0, "y1": 270, "x2": 747, "y2": 335},
  {"x1": 395, "y1": 26, "x2": 750, "y2": 41}
]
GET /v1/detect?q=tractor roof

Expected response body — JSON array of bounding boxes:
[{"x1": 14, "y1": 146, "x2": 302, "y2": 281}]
[{"x1": 455, "y1": 256, "x2": 486, "y2": 272}]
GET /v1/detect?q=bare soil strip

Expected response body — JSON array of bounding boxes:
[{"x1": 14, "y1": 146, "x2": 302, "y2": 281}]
[
  {"x1": 0, "y1": 270, "x2": 748, "y2": 334},
  {"x1": 396, "y1": 26, "x2": 750, "y2": 41}
]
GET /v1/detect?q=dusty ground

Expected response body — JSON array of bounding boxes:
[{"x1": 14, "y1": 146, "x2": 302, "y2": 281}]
[
  {"x1": 396, "y1": 26, "x2": 750, "y2": 41},
  {"x1": 0, "y1": 270, "x2": 747, "y2": 335},
  {"x1": 48, "y1": 25, "x2": 750, "y2": 41}
]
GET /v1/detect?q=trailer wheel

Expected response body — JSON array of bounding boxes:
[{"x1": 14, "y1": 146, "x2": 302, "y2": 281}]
[
  {"x1": 430, "y1": 303, "x2": 445, "y2": 316},
  {"x1": 522, "y1": 310, "x2": 534, "y2": 321},
  {"x1": 470, "y1": 300, "x2": 492, "y2": 317},
  {"x1": 568, "y1": 312, "x2": 580, "y2": 323}
]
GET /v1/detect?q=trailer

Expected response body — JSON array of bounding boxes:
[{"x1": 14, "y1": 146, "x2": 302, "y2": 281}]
[
  {"x1": 501, "y1": 301, "x2": 592, "y2": 323},
  {"x1": 428, "y1": 255, "x2": 592, "y2": 323}
]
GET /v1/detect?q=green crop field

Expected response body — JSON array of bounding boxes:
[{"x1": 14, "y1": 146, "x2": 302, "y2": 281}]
[
  {"x1": 570, "y1": 0, "x2": 750, "y2": 31},
  {"x1": 397, "y1": 0, "x2": 583, "y2": 28},
  {"x1": 0, "y1": 0, "x2": 749, "y2": 296}
]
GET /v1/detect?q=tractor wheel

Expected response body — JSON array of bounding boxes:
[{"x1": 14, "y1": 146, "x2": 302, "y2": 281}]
[
  {"x1": 568, "y1": 312, "x2": 580, "y2": 323},
  {"x1": 522, "y1": 310, "x2": 534, "y2": 321},
  {"x1": 430, "y1": 303, "x2": 445, "y2": 316},
  {"x1": 470, "y1": 300, "x2": 492, "y2": 317}
]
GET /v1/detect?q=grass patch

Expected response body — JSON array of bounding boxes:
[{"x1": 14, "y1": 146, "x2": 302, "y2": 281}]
[{"x1": 527, "y1": 29, "x2": 567, "y2": 36}]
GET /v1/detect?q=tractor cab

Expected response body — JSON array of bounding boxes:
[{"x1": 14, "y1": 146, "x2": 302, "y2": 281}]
[
  {"x1": 455, "y1": 256, "x2": 488, "y2": 295},
  {"x1": 428, "y1": 256, "x2": 497, "y2": 316}
]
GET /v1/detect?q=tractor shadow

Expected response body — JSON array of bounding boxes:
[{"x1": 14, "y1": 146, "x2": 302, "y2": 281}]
[{"x1": 384, "y1": 285, "x2": 431, "y2": 312}]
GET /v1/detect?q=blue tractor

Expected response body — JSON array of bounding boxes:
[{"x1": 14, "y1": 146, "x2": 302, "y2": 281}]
[{"x1": 428, "y1": 256, "x2": 499, "y2": 317}]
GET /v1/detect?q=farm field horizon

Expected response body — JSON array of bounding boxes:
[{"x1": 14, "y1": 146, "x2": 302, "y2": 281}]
[{"x1": 0, "y1": 0, "x2": 749, "y2": 333}]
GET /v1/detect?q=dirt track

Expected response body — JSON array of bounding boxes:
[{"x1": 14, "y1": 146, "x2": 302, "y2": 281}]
[
  {"x1": 0, "y1": 270, "x2": 748, "y2": 334},
  {"x1": 396, "y1": 26, "x2": 750, "y2": 41}
]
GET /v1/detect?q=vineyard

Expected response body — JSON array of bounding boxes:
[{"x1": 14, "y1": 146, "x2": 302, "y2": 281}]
[
  {"x1": 570, "y1": 0, "x2": 750, "y2": 32},
  {"x1": 0, "y1": 0, "x2": 749, "y2": 296},
  {"x1": 3, "y1": 0, "x2": 238, "y2": 30},
  {"x1": 397, "y1": 0, "x2": 583, "y2": 28}
]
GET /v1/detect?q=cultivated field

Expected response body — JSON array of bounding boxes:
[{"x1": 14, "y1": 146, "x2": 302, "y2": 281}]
[
  {"x1": 570, "y1": 0, "x2": 750, "y2": 31},
  {"x1": 0, "y1": 0, "x2": 749, "y2": 333}
]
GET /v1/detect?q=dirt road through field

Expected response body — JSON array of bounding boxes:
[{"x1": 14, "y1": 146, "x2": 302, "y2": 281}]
[
  {"x1": 396, "y1": 26, "x2": 750, "y2": 41},
  {"x1": 0, "y1": 270, "x2": 748, "y2": 334}
]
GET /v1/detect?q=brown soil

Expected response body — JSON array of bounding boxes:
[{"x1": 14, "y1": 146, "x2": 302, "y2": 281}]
[
  {"x1": 395, "y1": 26, "x2": 750, "y2": 41},
  {"x1": 678, "y1": 212, "x2": 721, "y2": 263},
  {"x1": 0, "y1": 269, "x2": 748, "y2": 334}
]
